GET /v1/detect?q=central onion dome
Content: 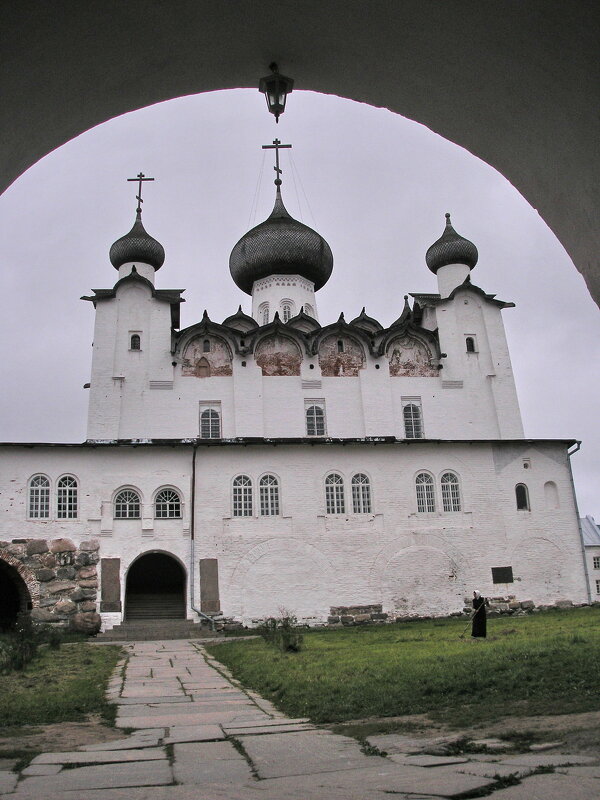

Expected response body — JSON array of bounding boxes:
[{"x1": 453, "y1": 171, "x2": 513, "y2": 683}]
[
  {"x1": 426, "y1": 213, "x2": 478, "y2": 274},
  {"x1": 229, "y1": 187, "x2": 333, "y2": 294},
  {"x1": 109, "y1": 210, "x2": 165, "y2": 270}
]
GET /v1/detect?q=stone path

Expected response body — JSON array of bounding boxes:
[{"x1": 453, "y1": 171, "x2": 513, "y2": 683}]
[{"x1": 1, "y1": 639, "x2": 599, "y2": 798}]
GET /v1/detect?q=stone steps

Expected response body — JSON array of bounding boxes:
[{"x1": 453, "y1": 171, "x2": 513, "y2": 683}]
[
  {"x1": 125, "y1": 593, "x2": 186, "y2": 621},
  {"x1": 96, "y1": 619, "x2": 220, "y2": 641}
]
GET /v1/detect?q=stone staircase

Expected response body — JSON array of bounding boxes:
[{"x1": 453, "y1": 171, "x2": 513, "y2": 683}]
[{"x1": 95, "y1": 593, "x2": 222, "y2": 641}]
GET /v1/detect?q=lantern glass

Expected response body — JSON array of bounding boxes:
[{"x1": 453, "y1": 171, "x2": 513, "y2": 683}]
[{"x1": 259, "y1": 70, "x2": 294, "y2": 121}]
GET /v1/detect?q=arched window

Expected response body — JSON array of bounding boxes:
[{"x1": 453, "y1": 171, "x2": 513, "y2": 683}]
[
  {"x1": 351, "y1": 473, "x2": 372, "y2": 514},
  {"x1": 415, "y1": 473, "x2": 435, "y2": 513},
  {"x1": 200, "y1": 408, "x2": 220, "y2": 438},
  {"x1": 28, "y1": 475, "x2": 50, "y2": 519},
  {"x1": 155, "y1": 488, "x2": 182, "y2": 519},
  {"x1": 441, "y1": 473, "x2": 461, "y2": 512},
  {"x1": 515, "y1": 483, "x2": 530, "y2": 511},
  {"x1": 130, "y1": 334, "x2": 141, "y2": 350},
  {"x1": 114, "y1": 489, "x2": 141, "y2": 519},
  {"x1": 304, "y1": 304, "x2": 314, "y2": 318},
  {"x1": 233, "y1": 475, "x2": 252, "y2": 517},
  {"x1": 259, "y1": 474, "x2": 280, "y2": 516},
  {"x1": 403, "y1": 403, "x2": 423, "y2": 438},
  {"x1": 57, "y1": 475, "x2": 78, "y2": 519},
  {"x1": 306, "y1": 405, "x2": 325, "y2": 436},
  {"x1": 281, "y1": 302, "x2": 293, "y2": 323},
  {"x1": 465, "y1": 336, "x2": 476, "y2": 353},
  {"x1": 325, "y1": 473, "x2": 345, "y2": 515},
  {"x1": 203, "y1": 339, "x2": 211, "y2": 353},
  {"x1": 544, "y1": 480, "x2": 559, "y2": 509},
  {"x1": 259, "y1": 303, "x2": 269, "y2": 326}
]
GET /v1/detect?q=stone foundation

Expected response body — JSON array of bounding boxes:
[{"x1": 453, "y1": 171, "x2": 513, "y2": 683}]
[{"x1": 0, "y1": 537, "x2": 101, "y2": 633}]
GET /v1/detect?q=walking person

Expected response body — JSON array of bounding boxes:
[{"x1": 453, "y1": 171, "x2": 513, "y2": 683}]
[{"x1": 471, "y1": 590, "x2": 488, "y2": 639}]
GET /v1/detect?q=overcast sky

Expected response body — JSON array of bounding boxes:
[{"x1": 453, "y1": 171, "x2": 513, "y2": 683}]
[{"x1": 0, "y1": 89, "x2": 597, "y2": 518}]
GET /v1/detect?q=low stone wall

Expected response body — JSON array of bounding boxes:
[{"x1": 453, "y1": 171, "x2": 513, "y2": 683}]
[{"x1": 0, "y1": 537, "x2": 101, "y2": 633}]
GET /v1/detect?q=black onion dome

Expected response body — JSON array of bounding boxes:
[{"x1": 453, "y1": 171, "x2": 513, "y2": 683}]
[
  {"x1": 426, "y1": 213, "x2": 478, "y2": 274},
  {"x1": 109, "y1": 211, "x2": 165, "y2": 270},
  {"x1": 229, "y1": 188, "x2": 333, "y2": 294}
]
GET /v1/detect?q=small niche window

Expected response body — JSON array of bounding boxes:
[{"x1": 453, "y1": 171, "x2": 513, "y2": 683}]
[
  {"x1": 593, "y1": 556, "x2": 600, "y2": 570},
  {"x1": 259, "y1": 474, "x2": 280, "y2": 516},
  {"x1": 57, "y1": 475, "x2": 78, "y2": 519},
  {"x1": 233, "y1": 475, "x2": 252, "y2": 517},
  {"x1": 203, "y1": 339, "x2": 211, "y2": 353},
  {"x1": 515, "y1": 483, "x2": 530, "y2": 511},
  {"x1": 305, "y1": 402, "x2": 326, "y2": 436},
  {"x1": 544, "y1": 480, "x2": 559, "y2": 509},
  {"x1": 28, "y1": 475, "x2": 50, "y2": 519},
  {"x1": 337, "y1": 340, "x2": 344, "y2": 353},
  {"x1": 325, "y1": 473, "x2": 345, "y2": 515},
  {"x1": 259, "y1": 303, "x2": 269, "y2": 326},
  {"x1": 155, "y1": 488, "x2": 182, "y2": 519},
  {"x1": 492, "y1": 566, "x2": 514, "y2": 584},
  {"x1": 130, "y1": 334, "x2": 141, "y2": 351},
  {"x1": 351, "y1": 473, "x2": 372, "y2": 514},
  {"x1": 403, "y1": 400, "x2": 423, "y2": 439},
  {"x1": 114, "y1": 489, "x2": 141, "y2": 519},
  {"x1": 465, "y1": 336, "x2": 476, "y2": 353},
  {"x1": 441, "y1": 472, "x2": 461, "y2": 512},
  {"x1": 415, "y1": 472, "x2": 435, "y2": 513},
  {"x1": 200, "y1": 407, "x2": 221, "y2": 439},
  {"x1": 281, "y1": 301, "x2": 294, "y2": 323}
]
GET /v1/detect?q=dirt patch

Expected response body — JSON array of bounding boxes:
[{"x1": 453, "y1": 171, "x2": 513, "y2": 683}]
[
  {"x1": 330, "y1": 710, "x2": 600, "y2": 754},
  {"x1": 0, "y1": 714, "x2": 125, "y2": 756}
]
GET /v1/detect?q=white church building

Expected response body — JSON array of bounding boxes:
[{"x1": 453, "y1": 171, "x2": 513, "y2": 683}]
[{"x1": 0, "y1": 155, "x2": 590, "y2": 633}]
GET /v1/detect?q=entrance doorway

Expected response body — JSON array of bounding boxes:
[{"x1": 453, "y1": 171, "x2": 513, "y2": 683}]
[
  {"x1": 0, "y1": 560, "x2": 31, "y2": 631},
  {"x1": 125, "y1": 553, "x2": 186, "y2": 621}
]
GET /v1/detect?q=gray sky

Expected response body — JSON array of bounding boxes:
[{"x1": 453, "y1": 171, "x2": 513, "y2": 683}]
[{"x1": 0, "y1": 89, "x2": 597, "y2": 518}]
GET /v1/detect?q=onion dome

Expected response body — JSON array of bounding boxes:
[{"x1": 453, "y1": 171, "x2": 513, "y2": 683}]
[
  {"x1": 109, "y1": 210, "x2": 165, "y2": 270},
  {"x1": 426, "y1": 213, "x2": 478, "y2": 274},
  {"x1": 229, "y1": 187, "x2": 333, "y2": 294}
]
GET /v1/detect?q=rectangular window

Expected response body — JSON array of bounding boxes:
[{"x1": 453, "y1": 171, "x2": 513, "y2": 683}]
[
  {"x1": 593, "y1": 556, "x2": 600, "y2": 570},
  {"x1": 402, "y1": 397, "x2": 423, "y2": 439},
  {"x1": 305, "y1": 400, "x2": 326, "y2": 436},
  {"x1": 492, "y1": 566, "x2": 514, "y2": 584},
  {"x1": 596, "y1": 579, "x2": 600, "y2": 595}
]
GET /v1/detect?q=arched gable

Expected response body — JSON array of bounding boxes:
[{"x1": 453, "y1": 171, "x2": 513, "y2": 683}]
[
  {"x1": 182, "y1": 334, "x2": 233, "y2": 377},
  {"x1": 254, "y1": 333, "x2": 302, "y2": 376},
  {"x1": 318, "y1": 333, "x2": 365, "y2": 377},
  {"x1": 386, "y1": 334, "x2": 437, "y2": 377}
]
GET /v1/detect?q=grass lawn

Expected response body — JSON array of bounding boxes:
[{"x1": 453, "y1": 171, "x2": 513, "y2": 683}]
[
  {"x1": 0, "y1": 642, "x2": 122, "y2": 728},
  {"x1": 206, "y1": 607, "x2": 600, "y2": 728}
]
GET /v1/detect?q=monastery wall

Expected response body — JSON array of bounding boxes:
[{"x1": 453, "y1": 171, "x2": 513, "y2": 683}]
[{"x1": 0, "y1": 441, "x2": 587, "y2": 630}]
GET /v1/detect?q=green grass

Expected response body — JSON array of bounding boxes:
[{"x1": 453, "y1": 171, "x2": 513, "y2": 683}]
[
  {"x1": 205, "y1": 608, "x2": 600, "y2": 727},
  {"x1": 0, "y1": 643, "x2": 122, "y2": 728}
]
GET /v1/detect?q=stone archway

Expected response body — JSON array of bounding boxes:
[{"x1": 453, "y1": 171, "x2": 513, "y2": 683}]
[
  {"x1": 0, "y1": 558, "x2": 32, "y2": 631},
  {"x1": 125, "y1": 552, "x2": 186, "y2": 621}
]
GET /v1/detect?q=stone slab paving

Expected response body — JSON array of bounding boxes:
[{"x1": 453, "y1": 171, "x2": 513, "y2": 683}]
[{"x1": 4, "y1": 639, "x2": 600, "y2": 799}]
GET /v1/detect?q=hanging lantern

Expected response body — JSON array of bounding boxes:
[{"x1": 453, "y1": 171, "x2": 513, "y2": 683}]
[{"x1": 258, "y1": 63, "x2": 294, "y2": 123}]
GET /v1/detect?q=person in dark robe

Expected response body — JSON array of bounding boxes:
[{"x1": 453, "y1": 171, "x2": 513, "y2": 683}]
[{"x1": 471, "y1": 590, "x2": 487, "y2": 639}]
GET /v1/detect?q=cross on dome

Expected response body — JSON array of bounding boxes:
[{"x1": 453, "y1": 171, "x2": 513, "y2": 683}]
[
  {"x1": 127, "y1": 172, "x2": 155, "y2": 213},
  {"x1": 261, "y1": 139, "x2": 292, "y2": 186}
]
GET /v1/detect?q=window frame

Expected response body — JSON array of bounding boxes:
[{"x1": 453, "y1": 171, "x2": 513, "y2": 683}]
[
  {"x1": 154, "y1": 487, "x2": 182, "y2": 519},
  {"x1": 57, "y1": 474, "x2": 78, "y2": 519},
  {"x1": 415, "y1": 472, "x2": 436, "y2": 513},
  {"x1": 465, "y1": 335, "x2": 477, "y2": 353},
  {"x1": 593, "y1": 556, "x2": 600, "y2": 570},
  {"x1": 351, "y1": 473, "x2": 372, "y2": 514},
  {"x1": 515, "y1": 483, "x2": 530, "y2": 511},
  {"x1": 114, "y1": 487, "x2": 142, "y2": 519},
  {"x1": 259, "y1": 474, "x2": 280, "y2": 516},
  {"x1": 28, "y1": 474, "x2": 51, "y2": 519},
  {"x1": 305, "y1": 401, "x2": 326, "y2": 437},
  {"x1": 199, "y1": 404, "x2": 221, "y2": 439},
  {"x1": 440, "y1": 472, "x2": 461, "y2": 512},
  {"x1": 325, "y1": 472, "x2": 345, "y2": 515},
  {"x1": 402, "y1": 398, "x2": 424, "y2": 439},
  {"x1": 232, "y1": 475, "x2": 253, "y2": 517},
  {"x1": 259, "y1": 303, "x2": 269, "y2": 326},
  {"x1": 596, "y1": 579, "x2": 600, "y2": 596}
]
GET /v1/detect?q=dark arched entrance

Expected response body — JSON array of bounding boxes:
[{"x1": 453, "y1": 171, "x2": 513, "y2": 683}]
[
  {"x1": 0, "y1": 559, "x2": 31, "y2": 631},
  {"x1": 125, "y1": 553, "x2": 186, "y2": 620}
]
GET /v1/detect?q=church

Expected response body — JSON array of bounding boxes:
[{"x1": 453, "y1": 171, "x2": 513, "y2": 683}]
[{"x1": 0, "y1": 145, "x2": 589, "y2": 634}]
